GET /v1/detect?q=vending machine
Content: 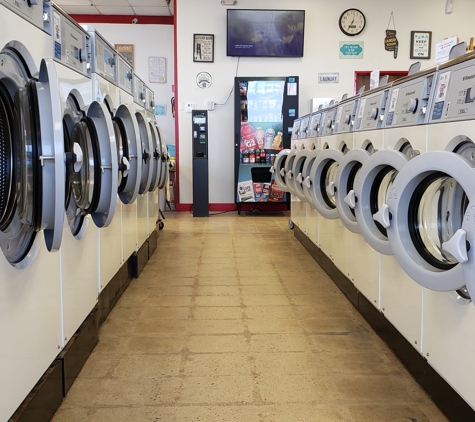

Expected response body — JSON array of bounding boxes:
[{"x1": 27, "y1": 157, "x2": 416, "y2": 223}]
[{"x1": 234, "y1": 76, "x2": 299, "y2": 214}]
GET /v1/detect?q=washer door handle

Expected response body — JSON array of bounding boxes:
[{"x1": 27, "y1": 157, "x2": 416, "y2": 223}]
[
  {"x1": 305, "y1": 176, "x2": 312, "y2": 189},
  {"x1": 73, "y1": 143, "x2": 83, "y2": 173},
  {"x1": 296, "y1": 173, "x2": 303, "y2": 184},
  {"x1": 122, "y1": 157, "x2": 130, "y2": 178},
  {"x1": 373, "y1": 204, "x2": 391, "y2": 228},
  {"x1": 287, "y1": 170, "x2": 293, "y2": 180},
  {"x1": 280, "y1": 168, "x2": 286, "y2": 177},
  {"x1": 442, "y1": 229, "x2": 468, "y2": 264},
  {"x1": 344, "y1": 190, "x2": 356, "y2": 208},
  {"x1": 326, "y1": 181, "x2": 336, "y2": 197},
  {"x1": 269, "y1": 166, "x2": 275, "y2": 174}
]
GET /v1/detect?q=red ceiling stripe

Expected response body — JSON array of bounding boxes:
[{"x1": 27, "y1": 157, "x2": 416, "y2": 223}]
[{"x1": 69, "y1": 14, "x2": 174, "y2": 25}]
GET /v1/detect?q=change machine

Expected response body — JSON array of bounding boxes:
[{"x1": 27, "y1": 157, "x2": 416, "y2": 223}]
[{"x1": 192, "y1": 110, "x2": 209, "y2": 217}]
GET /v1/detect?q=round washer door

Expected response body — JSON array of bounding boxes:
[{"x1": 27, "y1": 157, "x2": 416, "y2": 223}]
[
  {"x1": 310, "y1": 148, "x2": 344, "y2": 219},
  {"x1": 148, "y1": 121, "x2": 160, "y2": 192},
  {"x1": 0, "y1": 53, "x2": 64, "y2": 266},
  {"x1": 115, "y1": 104, "x2": 142, "y2": 204},
  {"x1": 135, "y1": 112, "x2": 153, "y2": 194},
  {"x1": 301, "y1": 147, "x2": 321, "y2": 206},
  {"x1": 284, "y1": 146, "x2": 300, "y2": 197},
  {"x1": 156, "y1": 124, "x2": 169, "y2": 190},
  {"x1": 354, "y1": 150, "x2": 409, "y2": 254},
  {"x1": 292, "y1": 149, "x2": 310, "y2": 202},
  {"x1": 335, "y1": 148, "x2": 372, "y2": 233},
  {"x1": 270, "y1": 149, "x2": 290, "y2": 191},
  {"x1": 387, "y1": 151, "x2": 475, "y2": 292}
]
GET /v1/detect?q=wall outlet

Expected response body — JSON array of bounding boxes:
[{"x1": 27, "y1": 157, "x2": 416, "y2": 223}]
[
  {"x1": 185, "y1": 102, "x2": 194, "y2": 113},
  {"x1": 207, "y1": 101, "x2": 215, "y2": 111}
]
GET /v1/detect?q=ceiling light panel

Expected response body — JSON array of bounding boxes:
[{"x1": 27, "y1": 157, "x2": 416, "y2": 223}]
[
  {"x1": 131, "y1": 6, "x2": 170, "y2": 16},
  {"x1": 60, "y1": 4, "x2": 100, "y2": 14},
  {"x1": 95, "y1": 5, "x2": 135, "y2": 14},
  {"x1": 128, "y1": 0, "x2": 168, "y2": 7}
]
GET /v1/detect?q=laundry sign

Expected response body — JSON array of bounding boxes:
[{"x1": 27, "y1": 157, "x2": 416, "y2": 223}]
[
  {"x1": 318, "y1": 73, "x2": 339, "y2": 83},
  {"x1": 339, "y1": 42, "x2": 364, "y2": 59},
  {"x1": 384, "y1": 12, "x2": 399, "y2": 59}
]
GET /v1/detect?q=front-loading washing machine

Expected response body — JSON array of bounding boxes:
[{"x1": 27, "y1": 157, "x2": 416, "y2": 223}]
[
  {"x1": 52, "y1": 5, "x2": 118, "y2": 347},
  {"x1": 133, "y1": 73, "x2": 153, "y2": 248},
  {"x1": 384, "y1": 52, "x2": 475, "y2": 408},
  {"x1": 116, "y1": 54, "x2": 141, "y2": 261},
  {"x1": 0, "y1": 1, "x2": 64, "y2": 419},
  {"x1": 87, "y1": 26, "x2": 124, "y2": 292},
  {"x1": 145, "y1": 85, "x2": 159, "y2": 236}
]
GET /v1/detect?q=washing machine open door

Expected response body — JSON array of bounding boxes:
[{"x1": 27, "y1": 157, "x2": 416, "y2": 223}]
[
  {"x1": 292, "y1": 149, "x2": 310, "y2": 202},
  {"x1": 335, "y1": 148, "x2": 373, "y2": 233},
  {"x1": 147, "y1": 121, "x2": 160, "y2": 192},
  {"x1": 135, "y1": 112, "x2": 153, "y2": 194},
  {"x1": 301, "y1": 145, "x2": 321, "y2": 206},
  {"x1": 354, "y1": 150, "x2": 410, "y2": 254},
  {"x1": 114, "y1": 104, "x2": 142, "y2": 204},
  {"x1": 0, "y1": 52, "x2": 64, "y2": 266},
  {"x1": 387, "y1": 151, "x2": 475, "y2": 293},
  {"x1": 63, "y1": 96, "x2": 118, "y2": 235},
  {"x1": 270, "y1": 149, "x2": 290, "y2": 191},
  {"x1": 156, "y1": 125, "x2": 168, "y2": 190},
  {"x1": 309, "y1": 148, "x2": 345, "y2": 219}
]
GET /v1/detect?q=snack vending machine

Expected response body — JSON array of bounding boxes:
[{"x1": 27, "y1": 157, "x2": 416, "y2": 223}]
[{"x1": 234, "y1": 76, "x2": 299, "y2": 214}]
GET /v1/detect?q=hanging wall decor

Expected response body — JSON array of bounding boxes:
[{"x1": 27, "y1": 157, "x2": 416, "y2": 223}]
[{"x1": 384, "y1": 12, "x2": 398, "y2": 59}]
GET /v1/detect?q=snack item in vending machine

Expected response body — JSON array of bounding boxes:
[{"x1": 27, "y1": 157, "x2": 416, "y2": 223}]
[
  {"x1": 253, "y1": 183, "x2": 263, "y2": 201},
  {"x1": 268, "y1": 180, "x2": 285, "y2": 202},
  {"x1": 238, "y1": 180, "x2": 254, "y2": 202},
  {"x1": 261, "y1": 182, "x2": 271, "y2": 201}
]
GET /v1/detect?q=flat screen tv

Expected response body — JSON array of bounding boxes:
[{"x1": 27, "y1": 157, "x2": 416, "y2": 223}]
[{"x1": 227, "y1": 9, "x2": 305, "y2": 58}]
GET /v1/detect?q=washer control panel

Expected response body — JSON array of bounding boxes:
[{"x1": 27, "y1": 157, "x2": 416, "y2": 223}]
[
  {"x1": 118, "y1": 55, "x2": 133, "y2": 97},
  {"x1": 334, "y1": 98, "x2": 359, "y2": 133},
  {"x1": 134, "y1": 74, "x2": 146, "y2": 107},
  {"x1": 89, "y1": 30, "x2": 117, "y2": 84},
  {"x1": 0, "y1": 0, "x2": 51, "y2": 33},
  {"x1": 354, "y1": 86, "x2": 392, "y2": 131}
]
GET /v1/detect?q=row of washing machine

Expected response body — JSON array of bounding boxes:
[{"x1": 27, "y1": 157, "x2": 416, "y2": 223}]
[
  {"x1": 272, "y1": 49, "x2": 475, "y2": 410},
  {"x1": 0, "y1": 1, "x2": 169, "y2": 420}
]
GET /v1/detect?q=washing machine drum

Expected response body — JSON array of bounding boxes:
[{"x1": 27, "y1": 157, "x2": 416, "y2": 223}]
[
  {"x1": 0, "y1": 54, "x2": 64, "y2": 265},
  {"x1": 64, "y1": 98, "x2": 118, "y2": 235},
  {"x1": 135, "y1": 112, "x2": 153, "y2": 194},
  {"x1": 309, "y1": 148, "x2": 344, "y2": 219},
  {"x1": 270, "y1": 149, "x2": 290, "y2": 191},
  {"x1": 114, "y1": 104, "x2": 141, "y2": 204},
  {"x1": 354, "y1": 150, "x2": 410, "y2": 255},
  {"x1": 292, "y1": 149, "x2": 310, "y2": 202},
  {"x1": 335, "y1": 148, "x2": 372, "y2": 233},
  {"x1": 386, "y1": 151, "x2": 475, "y2": 295}
]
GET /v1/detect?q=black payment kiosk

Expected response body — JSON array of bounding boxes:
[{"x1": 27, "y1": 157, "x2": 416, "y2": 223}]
[{"x1": 192, "y1": 110, "x2": 209, "y2": 217}]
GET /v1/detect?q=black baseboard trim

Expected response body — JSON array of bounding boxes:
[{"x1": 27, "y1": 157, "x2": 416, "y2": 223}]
[
  {"x1": 9, "y1": 359, "x2": 63, "y2": 422},
  {"x1": 128, "y1": 241, "x2": 149, "y2": 278},
  {"x1": 294, "y1": 225, "x2": 475, "y2": 421},
  {"x1": 148, "y1": 229, "x2": 158, "y2": 259},
  {"x1": 97, "y1": 263, "x2": 133, "y2": 326},
  {"x1": 57, "y1": 310, "x2": 99, "y2": 396}
]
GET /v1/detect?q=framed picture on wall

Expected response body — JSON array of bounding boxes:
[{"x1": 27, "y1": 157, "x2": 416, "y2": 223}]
[
  {"x1": 410, "y1": 31, "x2": 432, "y2": 59},
  {"x1": 193, "y1": 34, "x2": 214, "y2": 63},
  {"x1": 115, "y1": 44, "x2": 134, "y2": 66}
]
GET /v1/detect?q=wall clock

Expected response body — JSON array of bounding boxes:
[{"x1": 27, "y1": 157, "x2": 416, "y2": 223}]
[{"x1": 339, "y1": 9, "x2": 366, "y2": 36}]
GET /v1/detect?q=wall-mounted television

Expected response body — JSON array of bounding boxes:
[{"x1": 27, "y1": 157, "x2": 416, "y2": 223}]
[{"x1": 227, "y1": 9, "x2": 305, "y2": 58}]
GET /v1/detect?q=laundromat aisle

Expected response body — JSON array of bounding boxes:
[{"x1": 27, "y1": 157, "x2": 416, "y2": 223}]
[{"x1": 52, "y1": 212, "x2": 447, "y2": 421}]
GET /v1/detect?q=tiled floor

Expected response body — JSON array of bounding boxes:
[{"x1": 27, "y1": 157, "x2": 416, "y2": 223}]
[{"x1": 52, "y1": 211, "x2": 447, "y2": 421}]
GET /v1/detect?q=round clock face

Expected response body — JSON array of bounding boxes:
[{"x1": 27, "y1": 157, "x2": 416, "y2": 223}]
[{"x1": 339, "y1": 9, "x2": 366, "y2": 36}]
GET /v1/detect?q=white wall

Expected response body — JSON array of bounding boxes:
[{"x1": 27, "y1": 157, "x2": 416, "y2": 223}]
[
  {"x1": 176, "y1": 0, "x2": 475, "y2": 205},
  {"x1": 91, "y1": 23, "x2": 175, "y2": 151}
]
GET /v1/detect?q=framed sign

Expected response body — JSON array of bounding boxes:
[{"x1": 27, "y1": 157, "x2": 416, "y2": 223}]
[
  {"x1": 410, "y1": 31, "x2": 432, "y2": 59},
  {"x1": 115, "y1": 44, "x2": 134, "y2": 66},
  {"x1": 193, "y1": 34, "x2": 214, "y2": 63}
]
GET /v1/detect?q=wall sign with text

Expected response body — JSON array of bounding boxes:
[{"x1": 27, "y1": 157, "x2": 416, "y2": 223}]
[{"x1": 410, "y1": 31, "x2": 432, "y2": 59}]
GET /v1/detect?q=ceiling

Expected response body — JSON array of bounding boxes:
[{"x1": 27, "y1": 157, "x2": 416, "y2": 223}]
[{"x1": 55, "y1": 0, "x2": 174, "y2": 16}]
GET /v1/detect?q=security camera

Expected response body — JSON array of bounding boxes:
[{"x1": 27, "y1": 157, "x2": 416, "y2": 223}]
[{"x1": 131, "y1": 17, "x2": 138, "y2": 24}]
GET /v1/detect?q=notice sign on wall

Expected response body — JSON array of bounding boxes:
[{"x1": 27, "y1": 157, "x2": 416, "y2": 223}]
[{"x1": 339, "y1": 42, "x2": 364, "y2": 59}]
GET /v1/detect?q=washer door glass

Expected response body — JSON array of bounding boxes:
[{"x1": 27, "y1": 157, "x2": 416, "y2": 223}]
[
  {"x1": 320, "y1": 161, "x2": 339, "y2": 208},
  {"x1": 0, "y1": 83, "x2": 15, "y2": 231},
  {"x1": 370, "y1": 167, "x2": 397, "y2": 237},
  {"x1": 409, "y1": 172, "x2": 468, "y2": 270},
  {"x1": 65, "y1": 117, "x2": 100, "y2": 236}
]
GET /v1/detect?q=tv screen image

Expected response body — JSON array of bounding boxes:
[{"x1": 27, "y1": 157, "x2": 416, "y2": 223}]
[{"x1": 227, "y1": 9, "x2": 305, "y2": 58}]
